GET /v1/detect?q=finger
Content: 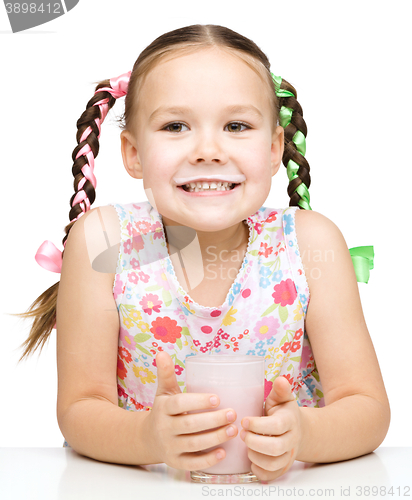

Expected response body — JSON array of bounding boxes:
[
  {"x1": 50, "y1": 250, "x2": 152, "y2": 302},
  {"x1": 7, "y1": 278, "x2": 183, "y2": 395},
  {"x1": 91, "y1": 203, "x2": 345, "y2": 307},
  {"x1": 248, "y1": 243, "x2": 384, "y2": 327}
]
[
  {"x1": 155, "y1": 351, "x2": 182, "y2": 397},
  {"x1": 179, "y1": 447, "x2": 227, "y2": 472},
  {"x1": 248, "y1": 447, "x2": 291, "y2": 473},
  {"x1": 178, "y1": 421, "x2": 239, "y2": 453},
  {"x1": 250, "y1": 460, "x2": 287, "y2": 483},
  {"x1": 174, "y1": 408, "x2": 237, "y2": 435},
  {"x1": 163, "y1": 392, "x2": 222, "y2": 416},
  {"x1": 265, "y1": 376, "x2": 295, "y2": 413},
  {"x1": 241, "y1": 411, "x2": 292, "y2": 436},
  {"x1": 241, "y1": 429, "x2": 292, "y2": 457}
]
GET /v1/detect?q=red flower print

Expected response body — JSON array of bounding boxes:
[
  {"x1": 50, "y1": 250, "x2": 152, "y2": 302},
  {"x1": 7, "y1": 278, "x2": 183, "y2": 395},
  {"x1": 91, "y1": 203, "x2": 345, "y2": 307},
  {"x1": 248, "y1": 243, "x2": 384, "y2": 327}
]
[
  {"x1": 265, "y1": 211, "x2": 278, "y2": 223},
  {"x1": 258, "y1": 242, "x2": 273, "y2": 258},
  {"x1": 152, "y1": 358, "x2": 157, "y2": 367},
  {"x1": 151, "y1": 317, "x2": 182, "y2": 344},
  {"x1": 130, "y1": 397, "x2": 145, "y2": 410},
  {"x1": 200, "y1": 346, "x2": 209, "y2": 353},
  {"x1": 221, "y1": 333, "x2": 229, "y2": 340},
  {"x1": 118, "y1": 347, "x2": 132, "y2": 363},
  {"x1": 135, "y1": 220, "x2": 151, "y2": 235},
  {"x1": 294, "y1": 328, "x2": 303, "y2": 340},
  {"x1": 284, "y1": 374, "x2": 294, "y2": 385},
  {"x1": 231, "y1": 337, "x2": 236, "y2": 342},
  {"x1": 117, "y1": 385, "x2": 127, "y2": 398},
  {"x1": 291, "y1": 341, "x2": 301, "y2": 352},
  {"x1": 175, "y1": 365, "x2": 184, "y2": 375},
  {"x1": 238, "y1": 334, "x2": 243, "y2": 339},
  {"x1": 214, "y1": 340, "x2": 221, "y2": 348},
  {"x1": 141, "y1": 293, "x2": 162, "y2": 315},
  {"x1": 253, "y1": 221, "x2": 263, "y2": 235},
  {"x1": 272, "y1": 279, "x2": 298, "y2": 306},
  {"x1": 117, "y1": 358, "x2": 127, "y2": 380},
  {"x1": 264, "y1": 379, "x2": 273, "y2": 400},
  {"x1": 281, "y1": 341, "x2": 291, "y2": 354},
  {"x1": 224, "y1": 344, "x2": 230, "y2": 349}
]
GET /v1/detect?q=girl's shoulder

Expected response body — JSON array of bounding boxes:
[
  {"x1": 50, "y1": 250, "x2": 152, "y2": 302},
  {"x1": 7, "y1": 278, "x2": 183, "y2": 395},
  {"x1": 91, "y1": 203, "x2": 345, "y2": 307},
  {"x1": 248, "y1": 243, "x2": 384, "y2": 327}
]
[{"x1": 294, "y1": 209, "x2": 356, "y2": 292}]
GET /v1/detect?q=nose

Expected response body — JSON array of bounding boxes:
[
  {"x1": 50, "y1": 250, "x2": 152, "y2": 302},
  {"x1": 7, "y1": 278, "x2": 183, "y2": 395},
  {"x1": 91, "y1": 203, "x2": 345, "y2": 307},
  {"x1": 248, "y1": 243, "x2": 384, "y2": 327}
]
[{"x1": 189, "y1": 129, "x2": 228, "y2": 164}]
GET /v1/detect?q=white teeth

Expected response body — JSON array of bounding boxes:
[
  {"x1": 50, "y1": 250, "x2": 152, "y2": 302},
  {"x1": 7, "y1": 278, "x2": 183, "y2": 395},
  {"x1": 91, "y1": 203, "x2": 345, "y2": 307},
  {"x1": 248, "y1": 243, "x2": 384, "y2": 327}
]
[{"x1": 183, "y1": 181, "x2": 235, "y2": 192}]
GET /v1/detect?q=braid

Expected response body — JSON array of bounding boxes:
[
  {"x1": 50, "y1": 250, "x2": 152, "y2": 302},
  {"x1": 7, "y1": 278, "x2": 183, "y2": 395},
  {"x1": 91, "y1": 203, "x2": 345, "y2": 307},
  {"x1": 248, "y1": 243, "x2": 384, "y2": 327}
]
[
  {"x1": 271, "y1": 74, "x2": 311, "y2": 211},
  {"x1": 62, "y1": 81, "x2": 117, "y2": 249}
]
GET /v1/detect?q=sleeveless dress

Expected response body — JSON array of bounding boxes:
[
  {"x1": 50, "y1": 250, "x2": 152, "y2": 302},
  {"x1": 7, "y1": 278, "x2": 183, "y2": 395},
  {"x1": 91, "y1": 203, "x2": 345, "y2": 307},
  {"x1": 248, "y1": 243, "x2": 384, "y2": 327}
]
[
  {"x1": 63, "y1": 201, "x2": 324, "y2": 447},
  {"x1": 112, "y1": 201, "x2": 324, "y2": 410}
]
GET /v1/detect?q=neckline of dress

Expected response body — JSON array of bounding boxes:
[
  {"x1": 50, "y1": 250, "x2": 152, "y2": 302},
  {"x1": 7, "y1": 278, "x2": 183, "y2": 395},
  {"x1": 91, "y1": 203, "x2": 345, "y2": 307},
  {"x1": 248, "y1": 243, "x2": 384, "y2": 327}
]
[{"x1": 158, "y1": 215, "x2": 255, "y2": 313}]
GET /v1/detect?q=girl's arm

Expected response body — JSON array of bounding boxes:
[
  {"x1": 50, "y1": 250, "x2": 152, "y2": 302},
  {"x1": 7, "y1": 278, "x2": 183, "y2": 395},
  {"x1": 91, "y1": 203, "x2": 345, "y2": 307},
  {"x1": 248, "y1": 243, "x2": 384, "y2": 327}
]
[
  {"x1": 56, "y1": 206, "x2": 157, "y2": 465},
  {"x1": 56, "y1": 206, "x2": 237, "y2": 468},
  {"x1": 294, "y1": 209, "x2": 390, "y2": 463}
]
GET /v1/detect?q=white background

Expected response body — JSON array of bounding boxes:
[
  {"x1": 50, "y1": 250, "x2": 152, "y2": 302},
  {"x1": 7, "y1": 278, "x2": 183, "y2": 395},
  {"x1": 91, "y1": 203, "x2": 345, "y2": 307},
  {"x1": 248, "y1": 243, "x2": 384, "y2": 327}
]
[{"x1": 1, "y1": 0, "x2": 411, "y2": 448}]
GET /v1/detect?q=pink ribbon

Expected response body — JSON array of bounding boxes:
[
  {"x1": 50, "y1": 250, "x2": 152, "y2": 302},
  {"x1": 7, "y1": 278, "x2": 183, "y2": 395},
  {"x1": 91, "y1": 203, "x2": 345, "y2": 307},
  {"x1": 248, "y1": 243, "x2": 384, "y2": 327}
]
[
  {"x1": 35, "y1": 240, "x2": 63, "y2": 273},
  {"x1": 35, "y1": 70, "x2": 132, "y2": 286}
]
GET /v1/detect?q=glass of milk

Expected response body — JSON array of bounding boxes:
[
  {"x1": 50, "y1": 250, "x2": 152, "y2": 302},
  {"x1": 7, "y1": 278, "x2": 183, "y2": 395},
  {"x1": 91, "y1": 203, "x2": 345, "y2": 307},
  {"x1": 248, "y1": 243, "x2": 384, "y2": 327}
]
[{"x1": 186, "y1": 354, "x2": 265, "y2": 483}]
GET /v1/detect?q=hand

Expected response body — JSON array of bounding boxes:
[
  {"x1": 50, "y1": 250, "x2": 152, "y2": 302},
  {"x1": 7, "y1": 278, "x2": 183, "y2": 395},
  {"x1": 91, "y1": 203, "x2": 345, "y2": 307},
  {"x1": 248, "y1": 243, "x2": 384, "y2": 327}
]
[
  {"x1": 144, "y1": 352, "x2": 238, "y2": 471},
  {"x1": 240, "y1": 375, "x2": 302, "y2": 482}
]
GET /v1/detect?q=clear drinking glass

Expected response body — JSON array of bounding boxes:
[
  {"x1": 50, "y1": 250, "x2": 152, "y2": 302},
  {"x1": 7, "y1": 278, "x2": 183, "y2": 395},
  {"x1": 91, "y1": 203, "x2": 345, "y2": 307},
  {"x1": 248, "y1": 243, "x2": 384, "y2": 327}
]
[{"x1": 186, "y1": 354, "x2": 265, "y2": 483}]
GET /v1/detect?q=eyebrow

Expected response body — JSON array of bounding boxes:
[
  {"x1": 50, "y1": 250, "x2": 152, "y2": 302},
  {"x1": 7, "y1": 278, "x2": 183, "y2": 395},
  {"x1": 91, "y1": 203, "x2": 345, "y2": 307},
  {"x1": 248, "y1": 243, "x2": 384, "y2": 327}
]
[{"x1": 149, "y1": 104, "x2": 263, "y2": 122}]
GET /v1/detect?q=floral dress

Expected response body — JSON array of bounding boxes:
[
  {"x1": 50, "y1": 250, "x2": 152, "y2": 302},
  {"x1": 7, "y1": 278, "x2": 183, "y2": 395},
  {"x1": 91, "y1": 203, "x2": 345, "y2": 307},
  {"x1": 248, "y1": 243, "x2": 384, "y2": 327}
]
[
  {"x1": 113, "y1": 201, "x2": 324, "y2": 410},
  {"x1": 63, "y1": 201, "x2": 324, "y2": 447}
]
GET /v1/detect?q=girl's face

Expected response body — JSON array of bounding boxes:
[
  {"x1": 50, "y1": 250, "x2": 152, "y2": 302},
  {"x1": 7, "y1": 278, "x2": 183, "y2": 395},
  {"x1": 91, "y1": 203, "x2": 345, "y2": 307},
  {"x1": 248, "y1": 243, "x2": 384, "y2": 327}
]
[{"x1": 121, "y1": 46, "x2": 284, "y2": 232}]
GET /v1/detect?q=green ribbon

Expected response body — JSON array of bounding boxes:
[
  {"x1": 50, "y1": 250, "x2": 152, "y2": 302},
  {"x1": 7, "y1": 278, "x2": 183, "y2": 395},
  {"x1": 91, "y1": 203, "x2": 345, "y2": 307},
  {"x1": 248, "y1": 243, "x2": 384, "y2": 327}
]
[
  {"x1": 349, "y1": 246, "x2": 374, "y2": 283},
  {"x1": 272, "y1": 72, "x2": 374, "y2": 283},
  {"x1": 271, "y1": 72, "x2": 312, "y2": 211}
]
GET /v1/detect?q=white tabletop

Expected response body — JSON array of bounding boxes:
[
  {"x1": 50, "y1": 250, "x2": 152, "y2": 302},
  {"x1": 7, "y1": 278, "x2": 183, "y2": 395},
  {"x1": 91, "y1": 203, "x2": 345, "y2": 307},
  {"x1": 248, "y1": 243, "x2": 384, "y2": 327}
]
[{"x1": 0, "y1": 447, "x2": 410, "y2": 499}]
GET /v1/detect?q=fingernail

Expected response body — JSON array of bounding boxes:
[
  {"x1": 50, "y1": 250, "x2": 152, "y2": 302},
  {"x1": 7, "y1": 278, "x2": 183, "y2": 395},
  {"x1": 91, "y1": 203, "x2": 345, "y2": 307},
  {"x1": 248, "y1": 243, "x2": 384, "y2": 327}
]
[
  {"x1": 242, "y1": 419, "x2": 249, "y2": 430},
  {"x1": 226, "y1": 411, "x2": 235, "y2": 422},
  {"x1": 226, "y1": 426, "x2": 235, "y2": 437},
  {"x1": 216, "y1": 451, "x2": 224, "y2": 460},
  {"x1": 210, "y1": 396, "x2": 218, "y2": 406}
]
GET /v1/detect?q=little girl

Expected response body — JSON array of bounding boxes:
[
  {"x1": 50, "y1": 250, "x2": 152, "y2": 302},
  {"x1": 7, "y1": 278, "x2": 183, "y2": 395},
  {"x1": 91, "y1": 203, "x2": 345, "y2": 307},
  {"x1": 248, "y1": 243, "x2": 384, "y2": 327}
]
[{"x1": 18, "y1": 24, "x2": 390, "y2": 482}]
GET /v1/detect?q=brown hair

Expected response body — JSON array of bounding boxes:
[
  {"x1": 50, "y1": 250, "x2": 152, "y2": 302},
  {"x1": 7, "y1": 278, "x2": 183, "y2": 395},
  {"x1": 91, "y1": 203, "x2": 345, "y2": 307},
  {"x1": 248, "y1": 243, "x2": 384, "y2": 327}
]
[{"x1": 14, "y1": 24, "x2": 310, "y2": 362}]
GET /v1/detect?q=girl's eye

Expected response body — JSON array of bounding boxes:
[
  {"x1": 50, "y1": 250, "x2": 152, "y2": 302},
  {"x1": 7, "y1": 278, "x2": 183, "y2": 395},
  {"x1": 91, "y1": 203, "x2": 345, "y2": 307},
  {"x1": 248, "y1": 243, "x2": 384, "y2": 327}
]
[
  {"x1": 162, "y1": 121, "x2": 251, "y2": 133},
  {"x1": 163, "y1": 122, "x2": 189, "y2": 133},
  {"x1": 226, "y1": 122, "x2": 250, "y2": 133}
]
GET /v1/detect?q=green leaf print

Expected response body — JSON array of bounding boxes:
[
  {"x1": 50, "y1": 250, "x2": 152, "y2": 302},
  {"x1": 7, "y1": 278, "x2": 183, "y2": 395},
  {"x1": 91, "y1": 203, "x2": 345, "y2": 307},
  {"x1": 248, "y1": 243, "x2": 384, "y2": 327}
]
[
  {"x1": 279, "y1": 306, "x2": 289, "y2": 323},
  {"x1": 312, "y1": 370, "x2": 320, "y2": 382},
  {"x1": 261, "y1": 302, "x2": 279, "y2": 317},
  {"x1": 289, "y1": 356, "x2": 301, "y2": 362},
  {"x1": 135, "y1": 343, "x2": 151, "y2": 356},
  {"x1": 175, "y1": 358, "x2": 185, "y2": 368},
  {"x1": 316, "y1": 389, "x2": 324, "y2": 398},
  {"x1": 287, "y1": 364, "x2": 293, "y2": 371},
  {"x1": 145, "y1": 285, "x2": 163, "y2": 291},
  {"x1": 279, "y1": 332, "x2": 289, "y2": 347},
  {"x1": 181, "y1": 327, "x2": 191, "y2": 337},
  {"x1": 249, "y1": 249, "x2": 260, "y2": 257},
  {"x1": 162, "y1": 288, "x2": 173, "y2": 307},
  {"x1": 134, "y1": 333, "x2": 151, "y2": 343},
  {"x1": 178, "y1": 381, "x2": 185, "y2": 386},
  {"x1": 265, "y1": 226, "x2": 281, "y2": 232},
  {"x1": 176, "y1": 338, "x2": 183, "y2": 350}
]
